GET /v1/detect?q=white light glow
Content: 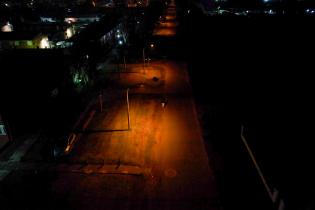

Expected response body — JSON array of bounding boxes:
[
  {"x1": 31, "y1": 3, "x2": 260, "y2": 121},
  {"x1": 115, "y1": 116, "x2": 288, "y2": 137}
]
[
  {"x1": 1, "y1": 22, "x2": 13, "y2": 32},
  {"x1": 65, "y1": 17, "x2": 77, "y2": 23},
  {"x1": 66, "y1": 27, "x2": 73, "y2": 38},
  {"x1": 40, "y1": 37, "x2": 50, "y2": 49}
]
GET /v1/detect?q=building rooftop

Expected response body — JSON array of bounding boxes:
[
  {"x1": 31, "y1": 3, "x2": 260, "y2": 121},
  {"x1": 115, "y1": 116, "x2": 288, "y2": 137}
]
[{"x1": 71, "y1": 14, "x2": 122, "y2": 42}]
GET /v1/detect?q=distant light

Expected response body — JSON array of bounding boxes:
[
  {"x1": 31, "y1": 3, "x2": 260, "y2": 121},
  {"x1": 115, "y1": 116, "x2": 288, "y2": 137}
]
[
  {"x1": 40, "y1": 37, "x2": 50, "y2": 49},
  {"x1": 266, "y1": 9, "x2": 276, "y2": 15},
  {"x1": 305, "y1": 8, "x2": 315, "y2": 14},
  {"x1": 116, "y1": 34, "x2": 121, "y2": 38},
  {"x1": 150, "y1": 43, "x2": 154, "y2": 48},
  {"x1": 137, "y1": 21, "x2": 140, "y2": 24},
  {"x1": 66, "y1": 27, "x2": 73, "y2": 39},
  {"x1": 4, "y1": 3, "x2": 9, "y2": 7},
  {"x1": 187, "y1": 9, "x2": 190, "y2": 14},
  {"x1": 119, "y1": 40, "x2": 123, "y2": 45},
  {"x1": 1, "y1": 22, "x2": 13, "y2": 32},
  {"x1": 117, "y1": 29, "x2": 120, "y2": 33},
  {"x1": 65, "y1": 17, "x2": 77, "y2": 23},
  {"x1": 86, "y1": 55, "x2": 89, "y2": 59},
  {"x1": 263, "y1": 0, "x2": 269, "y2": 3},
  {"x1": 65, "y1": 145, "x2": 71, "y2": 153}
]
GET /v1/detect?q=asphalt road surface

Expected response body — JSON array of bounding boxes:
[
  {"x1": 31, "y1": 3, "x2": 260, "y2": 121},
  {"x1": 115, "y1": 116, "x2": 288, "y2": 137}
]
[{"x1": 63, "y1": 60, "x2": 221, "y2": 210}]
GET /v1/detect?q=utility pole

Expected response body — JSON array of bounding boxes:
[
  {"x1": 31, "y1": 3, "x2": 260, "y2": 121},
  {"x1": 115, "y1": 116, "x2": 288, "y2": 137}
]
[{"x1": 126, "y1": 88, "x2": 130, "y2": 130}]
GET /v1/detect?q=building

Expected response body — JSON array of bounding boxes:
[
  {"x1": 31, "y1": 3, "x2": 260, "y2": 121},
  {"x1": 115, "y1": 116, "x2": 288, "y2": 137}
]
[
  {"x1": 70, "y1": 14, "x2": 127, "y2": 56},
  {"x1": 0, "y1": 31, "x2": 51, "y2": 50}
]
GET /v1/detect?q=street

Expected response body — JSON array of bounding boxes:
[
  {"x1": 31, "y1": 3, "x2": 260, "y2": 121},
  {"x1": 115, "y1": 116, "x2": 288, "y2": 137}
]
[{"x1": 61, "y1": 60, "x2": 220, "y2": 210}]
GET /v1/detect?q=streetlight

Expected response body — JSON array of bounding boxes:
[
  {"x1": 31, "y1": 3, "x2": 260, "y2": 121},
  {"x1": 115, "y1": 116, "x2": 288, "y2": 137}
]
[
  {"x1": 142, "y1": 47, "x2": 146, "y2": 71},
  {"x1": 126, "y1": 88, "x2": 130, "y2": 130},
  {"x1": 123, "y1": 55, "x2": 127, "y2": 71},
  {"x1": 99, "y1": 90, "x2": 103, "y2": 113},
  {"x1": 143, "y1": 43, "x2": 155, "y2": 70}
]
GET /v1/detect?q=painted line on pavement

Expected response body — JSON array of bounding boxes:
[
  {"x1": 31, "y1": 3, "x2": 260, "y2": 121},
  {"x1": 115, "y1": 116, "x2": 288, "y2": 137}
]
[{"x1": 8, "y1": 134, "x2": 39, "y2": 162}]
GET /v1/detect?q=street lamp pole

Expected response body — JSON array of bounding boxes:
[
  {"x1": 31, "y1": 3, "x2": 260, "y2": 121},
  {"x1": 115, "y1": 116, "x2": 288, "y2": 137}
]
[
  {"x1": 99, "y1": 91, "x2": 103, "y2": 113},
  {"x1": 126, "y1": 88, "x2": 130, "y2": 130},
  {"x1": 143, "y1": 48, "x2": 146, "y2": 70},
  {"x1": 123, "y1": 55, "x2": 127, "y2": 71}
]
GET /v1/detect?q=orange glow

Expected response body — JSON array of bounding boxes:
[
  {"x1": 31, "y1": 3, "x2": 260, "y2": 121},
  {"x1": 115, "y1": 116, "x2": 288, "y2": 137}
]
[
  {"x1": 153, "y1": 28, "x2": 176, "y2": 36},
  {"x1": 153, "y1": 12, "x2": 177, "y2": 37},
  {"x1": 159, "y1": 21, "x2": 177, "y2": 28},
  {"x1": 165, "y1": 15, "x2": 176, "y2": 20}
]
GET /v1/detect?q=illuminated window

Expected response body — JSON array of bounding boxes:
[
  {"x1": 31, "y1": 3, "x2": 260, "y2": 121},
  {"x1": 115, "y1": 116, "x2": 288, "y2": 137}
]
[
  {"x1": 27, "y1": 41, "x2": 33, "y2": 46},
  {"x1": 15, "y1": 41, "x2": 20, "y2": 46},
  {"x1": 0, "y1": 124, "x2": 6, "y2": 135}
]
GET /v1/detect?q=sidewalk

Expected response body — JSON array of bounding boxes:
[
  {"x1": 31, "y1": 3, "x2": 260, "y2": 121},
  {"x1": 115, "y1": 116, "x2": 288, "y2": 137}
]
[{"x1": 0, "y1": 134, "x2": 40, "y2": 181}]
